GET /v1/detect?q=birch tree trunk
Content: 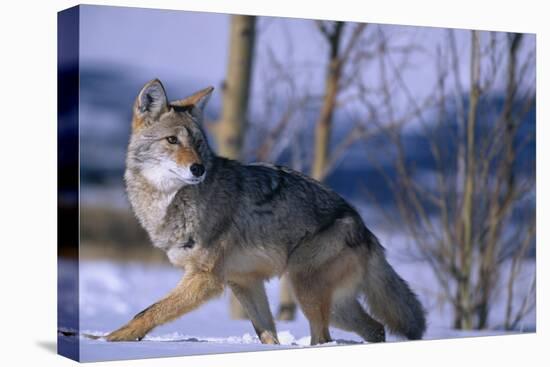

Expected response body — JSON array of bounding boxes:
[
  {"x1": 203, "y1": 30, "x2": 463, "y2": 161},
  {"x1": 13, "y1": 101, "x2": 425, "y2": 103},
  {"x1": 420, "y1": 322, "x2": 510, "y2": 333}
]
[
  {"x1": 215, "y1": 15, "x2": 256, "y2": 161},
  {"x1": 455, "y1": 30, "x2": 480, "y2": 330},
  {"x1": 311, "y1": 22, "x2": 344, "y2": 180}
]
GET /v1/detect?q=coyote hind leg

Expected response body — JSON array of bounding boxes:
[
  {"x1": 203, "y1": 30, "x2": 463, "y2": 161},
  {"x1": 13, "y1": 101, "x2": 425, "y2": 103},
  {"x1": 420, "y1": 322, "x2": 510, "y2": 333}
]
[
  {"x1": 331, "y1": 298, "x2": 385, "y2": 343},
  {"x1": 290, "y1": 271, "x2": 332, "y2": 345}
]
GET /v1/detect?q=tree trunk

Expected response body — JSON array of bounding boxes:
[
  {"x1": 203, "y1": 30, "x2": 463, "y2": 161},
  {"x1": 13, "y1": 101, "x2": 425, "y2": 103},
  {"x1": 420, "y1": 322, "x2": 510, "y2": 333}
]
[
  {"x1": 311, "y1": 22, "x2": 344, "y2": 181},
  {"x1": 218, "y1": 15, "x2": 256, "y2": 319},
  {"x1": 215, "y1": 15, "x2": 256, "y2": 161},
  {"x1": 456, "y1": 30, "x2": 480, "y2": 330}
]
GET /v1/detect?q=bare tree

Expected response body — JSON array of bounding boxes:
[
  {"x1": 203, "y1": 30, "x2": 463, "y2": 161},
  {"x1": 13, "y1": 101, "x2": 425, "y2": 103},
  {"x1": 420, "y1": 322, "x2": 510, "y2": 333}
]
[
  {"x1": 455, "y1": 30, "x2": 481, "y2": 330},
  {"x1": 359, "y1": 29, "x2": 535, "y2": 330}
]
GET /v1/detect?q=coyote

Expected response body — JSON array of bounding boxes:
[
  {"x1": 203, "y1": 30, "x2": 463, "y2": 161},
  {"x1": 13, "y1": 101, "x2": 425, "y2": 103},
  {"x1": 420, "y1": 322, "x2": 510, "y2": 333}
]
[{"x1": 106, "y1": 79, "x2": 426, "y2": 345}]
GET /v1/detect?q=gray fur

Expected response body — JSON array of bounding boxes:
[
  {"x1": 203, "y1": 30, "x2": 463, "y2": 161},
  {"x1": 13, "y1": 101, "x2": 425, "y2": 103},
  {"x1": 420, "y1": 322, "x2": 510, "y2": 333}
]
[{"x1": 124, "y1": 80, "x2": 426, "y2": 342}]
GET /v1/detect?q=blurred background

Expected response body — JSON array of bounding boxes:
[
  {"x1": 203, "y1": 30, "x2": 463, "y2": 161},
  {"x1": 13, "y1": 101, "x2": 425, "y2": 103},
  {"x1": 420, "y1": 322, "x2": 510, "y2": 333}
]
[{"x1": 58, "y1": 5, "x2": 535, "y2": 359}]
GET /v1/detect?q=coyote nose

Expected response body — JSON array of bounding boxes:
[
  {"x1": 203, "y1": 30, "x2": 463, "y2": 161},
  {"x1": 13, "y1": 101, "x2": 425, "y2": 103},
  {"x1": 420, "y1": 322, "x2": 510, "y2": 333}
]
[{"x1": 190, "y1": 163, "x2": 205, "y2": 177}]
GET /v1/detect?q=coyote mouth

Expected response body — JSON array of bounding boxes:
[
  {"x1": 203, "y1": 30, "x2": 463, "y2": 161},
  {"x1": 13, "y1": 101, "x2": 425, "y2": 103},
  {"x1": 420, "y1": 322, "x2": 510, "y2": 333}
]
[
  {"x1": 186, "y1": 178, "x2": 203, "y2": 184},
  {"x1": 168, "y1": 169, "x2": 204, "y2": 185},
  {"x1": 179, "y1": 238, "x2": 195, "y2": 249}
]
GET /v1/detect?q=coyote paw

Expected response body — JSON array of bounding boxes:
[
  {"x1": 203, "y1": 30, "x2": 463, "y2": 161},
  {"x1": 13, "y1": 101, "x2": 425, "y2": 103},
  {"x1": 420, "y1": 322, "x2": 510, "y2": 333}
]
[
  {"x1": 310, "y1": 334, "x2": 332, "y2": 345},
  {"x1": 105, "y1": 325, "x2": 147, "y2": 342},
  {"x1": 259, "y1": 330, "x2": 280, "y2": 345}
]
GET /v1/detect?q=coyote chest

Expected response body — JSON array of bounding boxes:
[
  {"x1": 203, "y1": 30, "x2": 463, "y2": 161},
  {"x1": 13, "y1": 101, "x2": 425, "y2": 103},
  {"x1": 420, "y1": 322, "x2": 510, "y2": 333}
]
[{"x1": 126, "y1": 174, "x2": 199, "y2": 253}]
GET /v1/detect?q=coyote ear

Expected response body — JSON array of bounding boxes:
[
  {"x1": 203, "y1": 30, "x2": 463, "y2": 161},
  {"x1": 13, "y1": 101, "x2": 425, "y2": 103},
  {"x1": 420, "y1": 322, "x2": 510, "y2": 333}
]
[
  {"x1": 171, "y1": 86, "x2": 214, "y2": 119},
  {"x1": 134, "y1": 79, "x2": 169, "y2": 121}
]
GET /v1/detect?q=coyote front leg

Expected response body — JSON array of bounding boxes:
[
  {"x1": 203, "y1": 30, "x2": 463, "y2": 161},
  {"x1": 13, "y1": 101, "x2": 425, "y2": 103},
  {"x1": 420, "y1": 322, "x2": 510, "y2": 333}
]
[
  {"x1": 229, "y1": 279, "x2": 279, "y2": 344},
  {"x1": 106, "y1": 271, "x2": 223, "y2": 341}
]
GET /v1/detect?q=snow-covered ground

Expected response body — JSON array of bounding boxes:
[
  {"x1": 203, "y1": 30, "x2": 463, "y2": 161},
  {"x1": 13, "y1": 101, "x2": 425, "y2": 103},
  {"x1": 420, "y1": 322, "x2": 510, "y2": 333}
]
[{"x1": 58, "y1": 247, "x2": 535, "y2": 362}]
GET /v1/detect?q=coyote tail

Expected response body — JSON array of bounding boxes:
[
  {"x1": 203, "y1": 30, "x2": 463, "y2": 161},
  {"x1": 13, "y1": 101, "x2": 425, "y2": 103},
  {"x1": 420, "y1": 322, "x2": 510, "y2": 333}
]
[{"x1": 361, "y1": 238, "x2": 426, "y2": 340}]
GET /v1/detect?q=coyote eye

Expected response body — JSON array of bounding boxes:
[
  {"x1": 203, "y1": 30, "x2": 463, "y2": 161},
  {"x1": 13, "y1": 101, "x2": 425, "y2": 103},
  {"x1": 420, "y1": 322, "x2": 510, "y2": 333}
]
[{"x1": 166, "y1": 136, "x2": 179, "y2": 144}]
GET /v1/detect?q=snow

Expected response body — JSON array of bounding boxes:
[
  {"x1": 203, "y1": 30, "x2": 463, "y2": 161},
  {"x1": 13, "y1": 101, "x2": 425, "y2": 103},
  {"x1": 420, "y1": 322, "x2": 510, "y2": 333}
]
[{"x1": 58, "y1": 247, "x2": 535, "y2": 362}]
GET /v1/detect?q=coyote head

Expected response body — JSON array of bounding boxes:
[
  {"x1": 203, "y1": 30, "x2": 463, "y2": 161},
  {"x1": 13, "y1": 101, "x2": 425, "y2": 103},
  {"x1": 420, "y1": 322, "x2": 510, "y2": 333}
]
[{"x1": 126, "y1": 79, "x2": 214, "y2": 192}]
